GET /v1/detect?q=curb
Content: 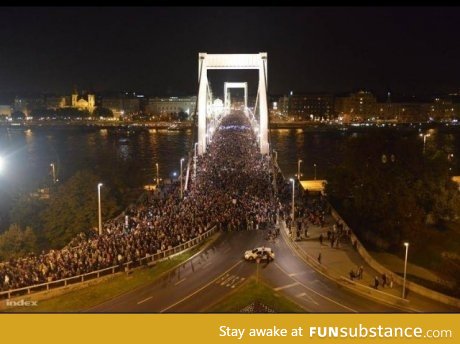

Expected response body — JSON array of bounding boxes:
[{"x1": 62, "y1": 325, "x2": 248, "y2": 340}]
[{"x1": 280, "y1": 221, "x2": 416, "y2": 312}]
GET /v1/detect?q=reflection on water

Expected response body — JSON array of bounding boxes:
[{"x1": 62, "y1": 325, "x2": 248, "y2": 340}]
[{"x1": 1, "y1": 125, "x2": 460, "y2": 220}]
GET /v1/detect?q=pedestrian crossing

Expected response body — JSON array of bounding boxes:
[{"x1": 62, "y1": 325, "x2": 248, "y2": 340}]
[{"x1": 215, "y1": 273, "x2": 245, "y2": 289}]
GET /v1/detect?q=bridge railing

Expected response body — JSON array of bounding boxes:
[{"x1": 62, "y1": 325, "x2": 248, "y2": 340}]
[{"x1": 0, "y1": 225, "x2": 217, "y2": 300}]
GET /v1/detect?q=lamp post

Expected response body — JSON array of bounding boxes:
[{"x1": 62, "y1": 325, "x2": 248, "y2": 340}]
[
  {"x1": 97, "y1": 183, "x2": 103, "y2": 235},
  {"x1": 314, "y1": 163, "x2": 317, "y2": 180},
  {"x1": 155, "y1": 163, "x2": 159, "y2": 185},
  {"x1": 297, "y1": 159, "x2": 303, "y2": 180},
  {"x1": 180, "y1": 158, "x2": 185, "y2": 199},
  {"x1": 420, "y1": 133, "x2": 430, "y2": 154},
  {"x1": 194, "y1": 142, "x2": 198, "y2": 180},
  {"x1": 289, "y1": 178, "x2": 295, "y2": 224},
  {"x1": 402, "y1": 242, "x2": 409, "y2": 299},
  {"x1": 50, "y1": 163, "x2": 56, "y2": 184}
]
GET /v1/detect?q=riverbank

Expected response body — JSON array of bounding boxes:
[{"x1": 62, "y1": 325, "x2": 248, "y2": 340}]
[{"x1": 3, "y1": 119, "x2": 460, "y2": 132}]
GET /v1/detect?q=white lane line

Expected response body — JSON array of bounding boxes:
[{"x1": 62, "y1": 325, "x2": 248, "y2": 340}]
[
  {"x1": 137, "y1": 296, "x2": 153, "y2": 305},
  {"x1": 274, "y1": 262, "x2": 358, "y2": 313},
  {"x1": 174, "y1": 278, "x2": 186, "y2": 286},
  {"x1": 274, "y1": 282, "x2": 300, "y2": 291},
  {"x1": 296, "y1": 292, "x2": 319, "y2": 305},
  {"x1": 222, "y1": 247, "x2": 231, "y2": 254},
  {"x1": 288, "y1": 272, "x2": 306, "y2": 277},
  {"x1": 160, "y1": 260, "x2": 243, "y2": 313},
  {"x1": 202, "y1": 262, "x2": 212, "y2": 269}
]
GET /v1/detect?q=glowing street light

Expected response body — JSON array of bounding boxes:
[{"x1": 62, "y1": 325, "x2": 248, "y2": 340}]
[
  {"x1": 156, "y1": 163, "x2": 159, "y2": 185},
  {"x1": 50, "y1": 162, "x2": 56, "y2": 184},
  {"x1": 314, "y1": 163, "x2": 317, "y2": 180},
  {"x1": 402, "y1": 242, "x2": 409, "y2": 299},
  {"x1": 180, "y1": 158, "x2": 185, "y2": 199},
  {"x1": 419, "y1": 133, "x2": 430, "y2": 154},
  {"x1": 97, "y1": 183, "x2": 103, "y2": 235},
  {"x1": 297, "y1": 159, "x2": 303, "y2": 180},
  {"x1": 289, "y1": 178, "x2": 295, "y2": 227},
  {"x1": 194, "y1": 142, "x2": 198, "y2": 180}
]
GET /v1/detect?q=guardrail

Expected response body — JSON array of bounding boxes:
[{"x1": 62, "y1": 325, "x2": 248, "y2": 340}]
[{"x1": 0, "y1": 226, "x2": 217, "y2": 300}]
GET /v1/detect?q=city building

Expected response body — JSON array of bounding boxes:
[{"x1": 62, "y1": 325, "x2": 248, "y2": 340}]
[
  {"x1": 71, "y1": 89, "x2": 95, "y2": 113},
  {"x1": 0, "y1": 105, "x2": 11, "y2": 117},
  {"x1": 101, "y1": 94, "x2": 142, "y2": 118},
  {"x1": 45, "y1": 95, "x2": 67, "y2": 110},
  {"x1": 13, "y1": 96, "x2": 45, "y2": 116},
  {"x1": 277, "y1": 92, "x2": 334, "y2": 120},
  {"x1": 146, "y1": 96, "x2": 197, "y2": 119},
  {"x1": 335, "y1": 90, "x2": 377, "y2": 122}
]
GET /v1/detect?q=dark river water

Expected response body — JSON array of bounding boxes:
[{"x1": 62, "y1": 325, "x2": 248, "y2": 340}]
[{"x1": 1, "y1": 124, "x2": 460, "y2": 230}]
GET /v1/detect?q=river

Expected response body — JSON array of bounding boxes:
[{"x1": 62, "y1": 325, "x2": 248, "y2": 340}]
[{"x1": 1, "y1": 124, "x2": 460, "y2": 230}]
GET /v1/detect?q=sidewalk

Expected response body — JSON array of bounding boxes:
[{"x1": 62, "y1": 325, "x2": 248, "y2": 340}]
[{"x1": 279, "y1": 216, "x2": 408, "y2": 306}]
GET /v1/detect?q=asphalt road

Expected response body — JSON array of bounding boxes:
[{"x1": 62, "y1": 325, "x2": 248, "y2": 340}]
[{"x1": 87, "y1": 229, "x2": 460, "y2": 313}]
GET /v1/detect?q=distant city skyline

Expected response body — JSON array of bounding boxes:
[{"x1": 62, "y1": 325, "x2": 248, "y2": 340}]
[{"x1": 1, "y1": 7, "x2": 460, "y2": 97}]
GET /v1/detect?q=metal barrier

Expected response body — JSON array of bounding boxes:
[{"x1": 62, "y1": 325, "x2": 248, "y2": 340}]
[{"x1": 0, "y1": 226, "x2": 217, "y2": 300}]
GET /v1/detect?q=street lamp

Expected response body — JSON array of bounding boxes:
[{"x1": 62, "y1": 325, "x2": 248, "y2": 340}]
[
  {"x1": 97, "y1": 183, "x2": 103, "y2": 235},
  {"x1": 50, "y1": 163, "x2": 56, "y2": 184},
  {"x1": 156, "y1": 163, "x2": 159, "y2": 185},
  {"x1": 289, "y1": 178, "x2": 295, "y2": 225},
  {"x1": 314, "y1": 163, "x2": 317, "y2": 180},
  {"x1": 194, "y1": 142, "x2": 199, "y2": 158},
  {"x1": 297, "y1": 159, "x2": 303, "y2": 180},
  {"x1": 402, "y1": 242, "x2": 409, "y2": 299},
  {"x1": 180, "y1": 158, "x2": 185, "y2": 199},
  {"x1": 420, "y1": 133, "x2": 430, "y2": 154},
  {"x1": 194, "y1": 142, "x2": 198, "y2": 180}
]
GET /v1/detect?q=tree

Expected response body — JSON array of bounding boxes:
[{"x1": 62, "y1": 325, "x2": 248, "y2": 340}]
[
  {"x1": 9, "y1": 194, "x2": 47, "y2": 232},
  {"x1": 0, "y1": 224, "x2": 37, "y2": 260},
  {"x1": 326, "y1": 133, "x2": 460, "y2": 251},
  {"x1": 41, "y1": 170, "x2": 121, "y2": 248},
  {"x1": 177, "y1": 111, "x2": 189, "y2": 121},
  {"x1": 10, "y1": 110, "x2": 26, "y2": 120},
  {"x1": 93, "y1": 107, "x2": 114, "y2": 118}
]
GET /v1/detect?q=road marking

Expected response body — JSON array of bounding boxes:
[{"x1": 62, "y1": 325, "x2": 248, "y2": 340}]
[
  {"x1": 201, "y1": 261, "x2": 212, "y2": 269},
  {"x1": 160, "y1": 260, "x2": 243, "y2": 313},
  {"x1": 231, "y1": 276, "x2": 245, "y2": 289},
  {"x1": 274, "y1": 282, "x2": 300, "y2": 291},
  {"x1": 274, "y1": 262, "x2": 358, "y2": 313},
  {"x1": 137, "y1": 296, "x2": 152, "y2": 305},
  {"x1": 222, "y1": 247, "x2": 231, "y2": 254},
  {"x1": 174, "y1": 278, "x2": 186, "y2": 285},
  {"x1": 296, "y1": 292, "x2": 319, "y2": 305},
  {"x1": 288, "y1": 272, "x2": 306, "y2": 277}
]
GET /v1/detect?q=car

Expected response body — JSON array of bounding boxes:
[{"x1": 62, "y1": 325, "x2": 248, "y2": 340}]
[{"x1": 244, "y1": 247, "x2": 275, "y2": 261}]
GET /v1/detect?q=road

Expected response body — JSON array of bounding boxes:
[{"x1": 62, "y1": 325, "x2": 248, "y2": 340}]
[{"x1": 89, "y1": 230, "x2": 452, "y2": 313}]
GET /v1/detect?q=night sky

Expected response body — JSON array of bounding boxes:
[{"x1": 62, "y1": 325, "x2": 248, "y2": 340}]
[{"x1": 1, "y1": 7, "x2": 460, "y2": 97}]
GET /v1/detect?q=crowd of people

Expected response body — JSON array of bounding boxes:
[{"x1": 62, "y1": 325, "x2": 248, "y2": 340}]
[{"x1": 0, "y1": 111, "x2": 278, "y2": 292}]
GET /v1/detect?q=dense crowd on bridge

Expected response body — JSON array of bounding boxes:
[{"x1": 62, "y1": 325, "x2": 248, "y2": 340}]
[{"x1": 0, "y1": 112, "x2": 279, "y2": 292}]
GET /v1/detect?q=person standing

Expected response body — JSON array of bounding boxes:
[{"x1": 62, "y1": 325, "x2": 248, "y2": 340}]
[{"x1": 358, "y1": 265, "x2": 364, "y2": 280}]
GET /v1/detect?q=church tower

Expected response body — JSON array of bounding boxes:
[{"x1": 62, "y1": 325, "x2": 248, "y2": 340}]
[
  {"x1": 88, "y1": 94, "x2": 95, "y2": 113},
  {"x1": 71, "y1": 86, "x2": 78, "y2": 107}
]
